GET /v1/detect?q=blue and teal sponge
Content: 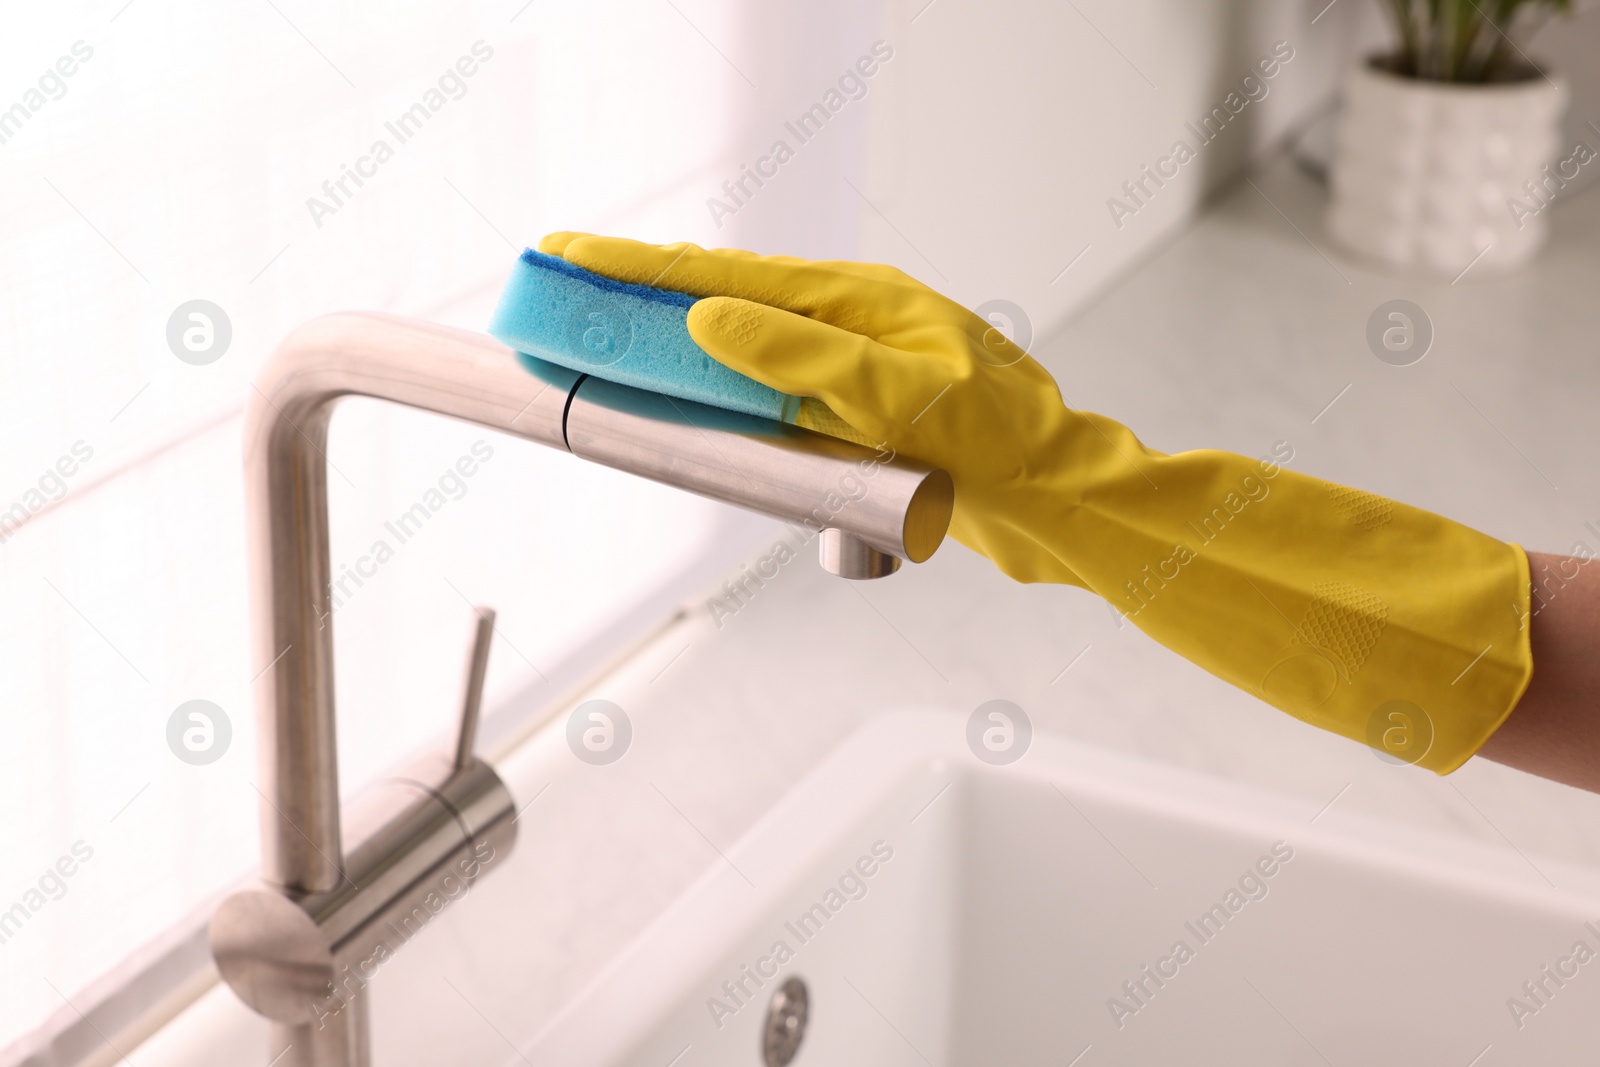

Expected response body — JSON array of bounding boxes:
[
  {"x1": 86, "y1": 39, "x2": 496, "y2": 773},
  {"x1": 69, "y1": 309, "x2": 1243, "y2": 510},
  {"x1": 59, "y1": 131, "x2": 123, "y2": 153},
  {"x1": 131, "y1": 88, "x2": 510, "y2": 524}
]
[{"x1": 489, "y1": 249, "x2": 801, "y2": 424}]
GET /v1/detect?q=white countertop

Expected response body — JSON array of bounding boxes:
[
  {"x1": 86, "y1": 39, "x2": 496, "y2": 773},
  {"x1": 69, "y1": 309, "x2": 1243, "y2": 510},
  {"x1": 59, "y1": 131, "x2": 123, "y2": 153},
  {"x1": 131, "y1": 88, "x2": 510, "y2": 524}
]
[{"x1": 141, "y1": 153, "x2": 1600, "y2": 1066}]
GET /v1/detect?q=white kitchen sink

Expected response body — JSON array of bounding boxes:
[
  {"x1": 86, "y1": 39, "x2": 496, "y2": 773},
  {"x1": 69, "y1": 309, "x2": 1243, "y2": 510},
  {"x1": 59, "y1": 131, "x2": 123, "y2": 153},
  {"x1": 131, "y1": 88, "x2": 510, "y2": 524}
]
[{"x1": 523, "y1": 710, "x2": 1600, "y2": 1066}]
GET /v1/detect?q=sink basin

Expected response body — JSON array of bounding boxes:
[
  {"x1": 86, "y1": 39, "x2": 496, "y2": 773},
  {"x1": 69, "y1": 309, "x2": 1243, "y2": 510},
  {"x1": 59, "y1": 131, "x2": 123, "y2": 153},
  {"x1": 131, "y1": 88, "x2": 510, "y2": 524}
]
[{"x1": 524, "y1": 710, "x2": 1600, "y2": 1065}]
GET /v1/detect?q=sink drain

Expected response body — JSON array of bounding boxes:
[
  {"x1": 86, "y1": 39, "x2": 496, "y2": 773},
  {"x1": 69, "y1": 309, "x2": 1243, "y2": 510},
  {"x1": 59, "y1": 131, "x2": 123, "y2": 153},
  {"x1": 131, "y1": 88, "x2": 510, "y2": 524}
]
[{"x1": 761, "y1": 976, "x2": 809, "y2": 1066}]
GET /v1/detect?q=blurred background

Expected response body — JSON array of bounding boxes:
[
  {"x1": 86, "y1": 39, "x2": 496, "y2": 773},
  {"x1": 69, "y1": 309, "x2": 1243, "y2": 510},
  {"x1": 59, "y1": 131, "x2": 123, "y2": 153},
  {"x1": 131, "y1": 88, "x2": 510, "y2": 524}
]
[{"x1": 3, "y1": 0, "x2": 1599, "y2": 1062}]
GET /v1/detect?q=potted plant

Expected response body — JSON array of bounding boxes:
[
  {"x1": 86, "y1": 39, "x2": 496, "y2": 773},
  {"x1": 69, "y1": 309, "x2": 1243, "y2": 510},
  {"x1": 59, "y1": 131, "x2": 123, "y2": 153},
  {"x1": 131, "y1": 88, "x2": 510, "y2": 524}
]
[{"x1": 1327, "y1": 0, "x2": 1574, "y2": 277}]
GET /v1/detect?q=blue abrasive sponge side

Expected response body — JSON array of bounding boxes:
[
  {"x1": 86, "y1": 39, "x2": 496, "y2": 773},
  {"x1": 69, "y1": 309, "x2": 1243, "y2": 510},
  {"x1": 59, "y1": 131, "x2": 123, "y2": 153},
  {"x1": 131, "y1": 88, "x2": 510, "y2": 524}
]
[{"x1": 489, "y1": 249, "x2": 801, "y2": 423}]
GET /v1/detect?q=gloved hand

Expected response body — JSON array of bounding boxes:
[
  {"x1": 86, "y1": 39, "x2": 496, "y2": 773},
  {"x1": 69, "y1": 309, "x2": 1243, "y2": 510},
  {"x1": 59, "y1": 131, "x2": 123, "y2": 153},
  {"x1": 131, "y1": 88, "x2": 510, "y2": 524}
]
[{"x1": 538, "y1": 232, "x2": 1534, "y2": 774}]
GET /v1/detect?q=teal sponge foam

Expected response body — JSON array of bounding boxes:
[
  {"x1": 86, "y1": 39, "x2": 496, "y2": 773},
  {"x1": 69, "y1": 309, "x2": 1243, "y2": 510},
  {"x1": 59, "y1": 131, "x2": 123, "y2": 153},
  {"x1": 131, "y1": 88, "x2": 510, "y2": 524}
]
[{"x1": 489, "y1": 249, "x2": 802, "y2": 424}]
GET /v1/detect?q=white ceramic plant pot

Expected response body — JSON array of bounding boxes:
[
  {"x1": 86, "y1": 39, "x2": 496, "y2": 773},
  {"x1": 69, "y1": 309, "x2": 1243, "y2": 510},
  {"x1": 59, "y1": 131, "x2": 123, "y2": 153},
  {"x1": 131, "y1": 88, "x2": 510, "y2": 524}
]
[{"x1": 1327, "y1": 60, "x2": 1567, "y2": 278}]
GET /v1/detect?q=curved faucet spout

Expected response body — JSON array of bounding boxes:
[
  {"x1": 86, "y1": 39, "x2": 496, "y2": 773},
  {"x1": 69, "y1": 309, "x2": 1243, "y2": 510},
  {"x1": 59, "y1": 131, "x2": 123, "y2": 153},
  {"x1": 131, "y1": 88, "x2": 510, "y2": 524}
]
[
  {"x1": 244, "y1": 313, "x2": 573, "y2": 894},
  {"x1": 244, "y1": 312, "x2": 952, "y2": 894}
]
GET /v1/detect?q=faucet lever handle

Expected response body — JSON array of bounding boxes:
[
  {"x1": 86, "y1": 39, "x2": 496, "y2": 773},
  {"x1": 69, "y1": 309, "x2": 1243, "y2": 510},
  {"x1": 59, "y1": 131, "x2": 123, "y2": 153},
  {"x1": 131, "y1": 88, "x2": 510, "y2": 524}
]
[{"x1": 454, "y1": 606, "x2": 496, "y2": 769}]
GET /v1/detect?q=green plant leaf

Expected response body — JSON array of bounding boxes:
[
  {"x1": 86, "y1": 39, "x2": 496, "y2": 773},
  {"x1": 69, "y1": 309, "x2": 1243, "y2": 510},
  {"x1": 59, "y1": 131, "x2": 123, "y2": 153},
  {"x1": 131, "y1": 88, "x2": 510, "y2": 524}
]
[{"x1": 1374, "y1": 0, "x2": 1568, "y2": 82}]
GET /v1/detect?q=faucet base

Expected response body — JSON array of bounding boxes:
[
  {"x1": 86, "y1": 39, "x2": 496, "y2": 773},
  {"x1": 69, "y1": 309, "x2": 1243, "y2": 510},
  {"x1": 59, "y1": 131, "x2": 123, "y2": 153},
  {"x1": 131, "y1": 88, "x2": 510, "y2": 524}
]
[
  {"x1": 211, "y1": 755, "x2": 514, "y2": 1025},
  {"x1": 271, "y1": 1000, "x2": 369, "y2": 1067}
]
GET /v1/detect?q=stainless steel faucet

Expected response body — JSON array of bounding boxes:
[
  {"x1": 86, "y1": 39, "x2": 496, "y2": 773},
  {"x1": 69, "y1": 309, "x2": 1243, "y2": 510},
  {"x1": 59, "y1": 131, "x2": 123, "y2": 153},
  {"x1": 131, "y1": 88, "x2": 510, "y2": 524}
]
[{"x1": 209, "y1": 313, "x2": 953, "y2": 1067}]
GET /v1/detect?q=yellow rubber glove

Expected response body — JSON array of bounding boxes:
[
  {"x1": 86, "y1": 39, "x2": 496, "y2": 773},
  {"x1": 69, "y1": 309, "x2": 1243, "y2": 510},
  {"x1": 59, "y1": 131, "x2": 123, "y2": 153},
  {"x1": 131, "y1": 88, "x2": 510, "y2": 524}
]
[{"x1": 538, "y1": 232, "x2": 1534, "y2": 774}]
